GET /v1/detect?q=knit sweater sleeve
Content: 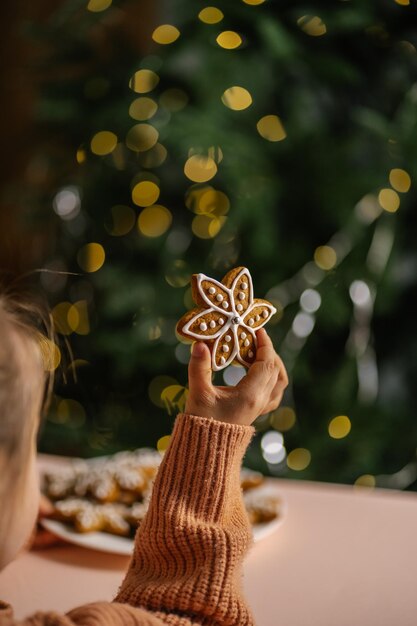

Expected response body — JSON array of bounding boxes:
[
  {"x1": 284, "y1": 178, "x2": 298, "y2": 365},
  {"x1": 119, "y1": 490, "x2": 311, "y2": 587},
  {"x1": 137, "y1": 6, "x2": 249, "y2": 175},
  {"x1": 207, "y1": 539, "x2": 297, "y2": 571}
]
[{"x1": 114, "y1": 412, "x2": 256, "y2": 626}]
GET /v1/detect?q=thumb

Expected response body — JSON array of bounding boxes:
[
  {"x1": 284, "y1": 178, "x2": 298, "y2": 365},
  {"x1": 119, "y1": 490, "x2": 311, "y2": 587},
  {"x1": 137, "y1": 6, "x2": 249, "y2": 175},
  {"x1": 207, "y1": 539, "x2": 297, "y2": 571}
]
[{"x1": 188, "y1": 342, "x2": 213, "y2": 395}]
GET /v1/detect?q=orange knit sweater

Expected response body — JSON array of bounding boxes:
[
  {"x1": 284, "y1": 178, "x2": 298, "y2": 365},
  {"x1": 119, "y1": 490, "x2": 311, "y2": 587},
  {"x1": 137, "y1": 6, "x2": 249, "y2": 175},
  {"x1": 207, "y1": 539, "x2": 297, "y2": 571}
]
[{"x1": 0, "y1": 413, "x2": 256, "y2": 626}]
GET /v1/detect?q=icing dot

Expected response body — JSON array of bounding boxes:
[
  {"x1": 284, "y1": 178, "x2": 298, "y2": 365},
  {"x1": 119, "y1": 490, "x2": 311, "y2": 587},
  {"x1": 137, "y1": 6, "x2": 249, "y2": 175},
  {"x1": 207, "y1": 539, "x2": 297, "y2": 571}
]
[
  {"x1": 209, "y1": 320, "x2": 216, "y2": 328},
  {"x1": 219, "y1": 318, "x2": 225, "y2": 325},
  {"x1": 216, "y1": 294, "x2": 224, "y2": 302},
  {"x1": 209, "y1": 287, "x2": 216, "y2": 295},
  {"x1": 238, "y1": 292, "x2": 245, "y2": 300},
  {"x1": 262, "y1": 310, "x2": 268, "y2": 318},
  {"x1": 222, "y1": 301, "x2": 229, "y2": 309},
  {"x1": 199, "y1": 322, "x2": 207, "y2": 331},
  {"x1": 244, "y1": 339, "x2": 250, "y2": 347},
  {"x1": 220, "y1": 356, "x2": 226, "y2": 365},
  {"x1": 236, "y1": 303, "x2": 243, "y2": 312},
  {"x1": 225, "y1": 335, "x2": 231, "y2": 342},
  {"x1": 248, "y1": 318, "x2": 254, "y2": 326},
  {"x1": 241, "y1": 282, "x2": 248, "y2": 290},
  {"x1": 240, "y1": 332, "x2": 247, "y2": 339},
  {"x1": 222, "y1": 345, "x2": 229, "y2": 353},
  {"x1": 248, "y1": 350, "x2": 254, "y2": 358},
  {"x1": 255, "y1": 314, "x2": 260, "y2": 322}
]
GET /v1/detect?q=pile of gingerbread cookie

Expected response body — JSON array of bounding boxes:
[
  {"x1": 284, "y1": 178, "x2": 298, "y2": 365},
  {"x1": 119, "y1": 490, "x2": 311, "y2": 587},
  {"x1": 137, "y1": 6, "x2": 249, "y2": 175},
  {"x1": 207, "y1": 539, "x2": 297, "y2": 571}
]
[{"x1": 43, "y1": 449, "x2": 281, "y2": 537}]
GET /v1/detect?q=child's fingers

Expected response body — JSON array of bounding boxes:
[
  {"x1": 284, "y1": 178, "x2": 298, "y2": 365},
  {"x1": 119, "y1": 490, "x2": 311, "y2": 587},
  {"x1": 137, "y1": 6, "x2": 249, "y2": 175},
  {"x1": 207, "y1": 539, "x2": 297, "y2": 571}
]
[
  {"x1": 236, "y1": 329, "x2": 276, "y2": 398},
  {"x1": 188, "y1": 342, "x2": 213, "y2": 396},
  {"x1": 259, "y1": 354, "x2": 289, "y2": 414}
]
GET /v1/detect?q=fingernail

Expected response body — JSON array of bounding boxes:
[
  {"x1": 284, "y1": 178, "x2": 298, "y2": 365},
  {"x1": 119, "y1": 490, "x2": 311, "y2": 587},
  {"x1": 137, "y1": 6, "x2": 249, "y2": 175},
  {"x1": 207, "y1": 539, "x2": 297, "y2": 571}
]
[{"x1": 192, "y1": 342, "x2": 205, "y2": 357}]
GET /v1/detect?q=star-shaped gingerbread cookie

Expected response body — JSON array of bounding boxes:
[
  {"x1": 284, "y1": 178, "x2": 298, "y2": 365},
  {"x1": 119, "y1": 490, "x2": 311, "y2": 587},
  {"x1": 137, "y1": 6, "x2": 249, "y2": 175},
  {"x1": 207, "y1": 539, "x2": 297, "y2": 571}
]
[{"x1": 176, "y1": 266, "x2": 277, "y2": 371}]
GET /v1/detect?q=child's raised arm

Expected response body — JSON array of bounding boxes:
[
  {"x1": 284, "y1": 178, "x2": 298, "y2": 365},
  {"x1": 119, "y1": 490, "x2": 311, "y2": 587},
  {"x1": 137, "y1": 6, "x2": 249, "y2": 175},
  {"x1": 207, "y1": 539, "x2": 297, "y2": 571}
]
[{"x1": 110, "y1": 328, "x2": 288, "y2": 625}]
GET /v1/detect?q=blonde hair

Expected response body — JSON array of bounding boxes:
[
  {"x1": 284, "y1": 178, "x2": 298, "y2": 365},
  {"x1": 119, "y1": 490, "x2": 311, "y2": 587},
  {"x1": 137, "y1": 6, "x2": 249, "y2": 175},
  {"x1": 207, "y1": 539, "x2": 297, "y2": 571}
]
[{"x1": 0, "y1": 292, "x2": 53, "y2": 538}]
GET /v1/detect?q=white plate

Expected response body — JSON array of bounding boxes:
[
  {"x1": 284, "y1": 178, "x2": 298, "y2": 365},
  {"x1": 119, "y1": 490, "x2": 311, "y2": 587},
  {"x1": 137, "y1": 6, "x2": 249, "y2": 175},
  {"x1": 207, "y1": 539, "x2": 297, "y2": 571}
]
[{"x1": 41, "y1": 485, "x2": 285, "y2": 556}]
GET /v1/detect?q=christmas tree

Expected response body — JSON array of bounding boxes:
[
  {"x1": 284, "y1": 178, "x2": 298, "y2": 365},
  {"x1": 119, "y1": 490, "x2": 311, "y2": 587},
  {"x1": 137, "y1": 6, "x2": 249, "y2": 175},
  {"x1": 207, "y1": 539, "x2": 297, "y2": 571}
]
[{"x1": 23, "y1": 0, "x2": 417, "y2": 489}]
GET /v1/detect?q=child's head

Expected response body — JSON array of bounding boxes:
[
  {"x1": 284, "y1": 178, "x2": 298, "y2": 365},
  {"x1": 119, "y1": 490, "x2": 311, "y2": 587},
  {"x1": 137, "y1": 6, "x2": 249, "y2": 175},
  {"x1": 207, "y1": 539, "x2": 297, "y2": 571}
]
[{"x1": 0, "y1": 294, "x2": 50, "y2": 569}]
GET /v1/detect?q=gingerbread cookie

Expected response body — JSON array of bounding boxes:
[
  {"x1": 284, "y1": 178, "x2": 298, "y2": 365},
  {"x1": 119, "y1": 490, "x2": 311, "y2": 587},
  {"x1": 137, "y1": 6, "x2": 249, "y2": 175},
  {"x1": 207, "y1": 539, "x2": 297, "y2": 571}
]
[{"x1": 176, "y1": 266, "x2": 276, "y2": 371}]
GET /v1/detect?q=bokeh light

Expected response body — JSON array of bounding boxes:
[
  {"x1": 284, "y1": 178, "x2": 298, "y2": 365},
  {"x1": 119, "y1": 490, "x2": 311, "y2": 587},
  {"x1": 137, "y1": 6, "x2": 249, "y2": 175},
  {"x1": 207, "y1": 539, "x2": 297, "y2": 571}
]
[
  {"x1": 148, "y1": 375, "x2": 178, "y2": 408},
  {"x1": 184, "y1": 155, "x2": 217, "y2": 182},
  {"x1": 90, "y1": 131, "x2": 118, "y2": 155},
  {"x1": 192, "y1": 214, "x2": 226, "y2": 238},
  {"x1": 53, "y1": 186, "x2": 81, "y2": 220},
  {"x1": 300, "y1": 289, "x2": 321, "y2": 313},
  {"x1": 328, "y1": 415, "x2": 351, "y2": 439},
  {"x1": 292, "y1": 312, "x2": 315, "y2": 338},
  {"x1": 129, "y1": 97, "x2": 158, "y2": 121},
  {"x1": 129, "y1": 69, "x2": 160, "y2": 93},
  {"x1": 161, "y1": 384, "x2": 189, "y2": 414},
  {"x1": 354, "y1": 474, "x2": 376, "y2": 488},
  {"x1": 287, "y1": 448, "x2": 311, "y2": 471},
  {"x1": 87, "y1": 0, "x2": 112, "y2": 12},
  {"x1": 242, "y1": 0, "x2": 266, "y2": 4},
  {"x1": 349, "y1": 280, "x2": 372, "y2": 307},
  {"x1": 198, "y1": 7, "x2": 224, "y2": 23},
  {"x1": 38, "y1": 336, "x2": 61, "y2": 372},
  {"x1": 223, "y1": 365, "x2": 246, "y2": 386},
  {"x1": 157, "y1": 435, "x2": 171, "y2": 452},
  {"x1": 389, "y1": 168, "x2": 411, "y2": 192},
  {"x1": 132, "y1": 180, "x2": 160, "y2": 207},
  {"x1": 261, "y1": 431, "x2": 286, "y2": 464},
  {"x1": 378, "y1": 188, "x2": 400, "y2": 212},
  {"x1": 105, "y1": 205, "x2": 136, "y2": 236},
  {"x1": 56, "y1": 399, "x2": 86, "y2": 427},
  {"x1": 256, "y1": 115, "x2": 286, "y2": 141},
  {"x1": 221, "y1": 86, "x2": 252, "y2": 110},
  {"x1": 138, "y1": 143, "x2": 168, "y2": 167},
  {"x1": 152, "y1": 25, "x2": 180, "y2": 45},
  {"x1": 270, "y1": 406, "x2": 296, "y2": 431},
  {"x1": 68, "y1": 301, "x2": 90, "y2": 335},
  {"x1": 77, "y1": 242, "x2": 105, "y2": 273},
  {"x1": 314, "y1": 245, "x2": 337, "y2": 270},
  {"x1": 297, "y1": 15, "x2": 327, "y2": 36},
  {"x1": 216, "y1": 31, "x2": 242, "y2": 49},
  {"x1": 138, "y1": 205, "x2": 172, "y2": 237},
  {"x1": 126, "y1": 124, "x2": 159, "y2": 152}
]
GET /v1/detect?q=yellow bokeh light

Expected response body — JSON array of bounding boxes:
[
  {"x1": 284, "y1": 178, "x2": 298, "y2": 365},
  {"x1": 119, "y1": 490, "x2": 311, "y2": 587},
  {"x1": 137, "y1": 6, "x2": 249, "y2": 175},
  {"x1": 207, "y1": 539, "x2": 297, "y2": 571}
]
[
  {"x1": 314, "y1": 245, "x2": 337, "y2": 270},
  {"x1": 152, "y1": 24, "x2": 180, "y2": 45},
  {"x1": 328, "y1": 415, "x2": 351, "y2": 439},
  {"x1": 297, "y1": 15, "x2": 327, "y2": 36},
  {"x1": 242, "y1": 0, "x2": 265, "y2": 4},
  {"x1": 157, "y1": 435, "x2": 171, "y2": 453},
  {"x1": 184, "y1": 155, "x2": 217, "y2": 182},
  {"x1": 87, "y1": 0, "x2": 112, "y2": 12},
  {"x1": 148, "y1": 375, "x2": 177, "y2": 407},
  {"x1": 138, "y1": 143, "x2": 168, "y2": 168},
  {"x1": 129, "y1": 97, "x2": 158, "y2": 121},
  {"x1": 389, "y1": 168, "x2": 411, "y2": 192},
  {"x1": 221, "y1": 86, "x2": 252, "y2": 110},
  {"x1": 159, "y1": 88, "x2": 189, "y2": 111},
  {"x1": 52, "y1": 302, "x2": 72, "y2": 335},
  {"x1": 90, "y1": 131, "x2": 118, "y2": 156},
  {"x1": 287, "y1": 448, "x2": 311, "y2": 471},
  {"x1": 76, "y1": 147, "x2": 86, "y2": 164},
  {"x1": 199, "y1": 188, "x2": 230, "y2": 216},
  {"x1": 68, "y1": 300, "x2": 90, "y2": 335},
  {"x1": 192, "y1": 214, "x2": 225, "y2": 239},
  {"x1": 132, "y1": 180, "x2": 160, "y2": 207},
  {"x1": 77, "y1": 242, "x2": 105, "y2": 273},
  {"x1": 129, "y1": 69, "x2": 159, "y2": 94},
  {"x1": 198, "y1": 7, "x2": 224, "y2": 23},
  {"x1": 378, "y1": 188, "x2": 400, "y2": 212},
  {"x1": 165, "y1": 260, "x2": 191, "y2": 287},
  {"x1": 126, "y1": 124, "x2": 159, "y2": 152},
  {"x1": 38, "y1": 336, "x2": 61, "y2": 372},
  {"x1": 138, "y1": 205, "x2": 172, "y2": 237},
  {"x1": 394, "y1": 0, "x2": 410, "y2": 5},
  {"x1": 216, "y1": 30, "x2": 242, "y2": 49},
  {"x1": 257, "y1": 115, "x2": 287, "y2": 142},
  {"x1": 161, "y1": 384, "x2": 189, "y2": 414},
  {"x1": 105, "y1": 205, "x2": 136, "y2": 236},
  {"x1": 354, "y1": 474, "x2": 376, "y2": 488},
  {"x1": 270, "y1": 406, "x2": 296, "y2": 432}
]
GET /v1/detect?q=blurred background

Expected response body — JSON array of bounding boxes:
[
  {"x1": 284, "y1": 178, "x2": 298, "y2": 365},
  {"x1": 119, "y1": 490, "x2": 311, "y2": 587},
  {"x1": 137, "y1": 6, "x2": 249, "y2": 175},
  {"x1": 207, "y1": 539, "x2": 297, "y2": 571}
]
[{"x1": 1, "y1": 0, "x2": 417, "y2": 489}]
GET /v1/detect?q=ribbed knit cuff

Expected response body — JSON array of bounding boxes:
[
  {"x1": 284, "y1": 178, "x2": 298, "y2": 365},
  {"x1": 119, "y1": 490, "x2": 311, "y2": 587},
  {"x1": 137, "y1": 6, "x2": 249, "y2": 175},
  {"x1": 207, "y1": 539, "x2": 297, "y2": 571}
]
[{"x1": 154, "y1": 413, "x2": 255, "y2": 524}]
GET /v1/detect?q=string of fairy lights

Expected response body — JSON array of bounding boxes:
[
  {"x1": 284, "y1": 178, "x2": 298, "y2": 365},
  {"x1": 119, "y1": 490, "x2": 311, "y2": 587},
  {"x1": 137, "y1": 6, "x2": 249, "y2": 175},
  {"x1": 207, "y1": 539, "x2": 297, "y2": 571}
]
[{"x1": 41, "y1": 0, "x2": 415, "y2": 487}]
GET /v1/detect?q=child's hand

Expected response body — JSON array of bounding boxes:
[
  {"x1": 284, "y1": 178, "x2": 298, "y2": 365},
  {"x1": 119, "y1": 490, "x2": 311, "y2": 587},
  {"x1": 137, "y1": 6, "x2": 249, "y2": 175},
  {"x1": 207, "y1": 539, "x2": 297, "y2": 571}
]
[{"x1": 185, "y1": 328, "x2": 288, "y2": 427}]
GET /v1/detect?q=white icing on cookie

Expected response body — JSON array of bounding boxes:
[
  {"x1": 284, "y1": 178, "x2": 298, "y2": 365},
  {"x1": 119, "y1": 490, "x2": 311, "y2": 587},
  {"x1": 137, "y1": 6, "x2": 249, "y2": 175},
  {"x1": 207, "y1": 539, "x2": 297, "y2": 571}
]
[
  {"x1": 248, "y1": 318, "x2": 254, "y2": 326},
  {"x1": 209, "y1": 320, "x2": 216, "y2": 328},
  {"x1": 238, "y1": 292, "x2": 245, "y2": 300},
  {"x1": 236, "y1": 303, "x2": 243, "y2": 311},
  {"x1": 248, "y1": 350, "x2": 254, "y2": 358},
  {"x1": 209, "y1": 287, "x2": 216, "y2": 294},
  {"x1": 241, "y1": 332, "x2": 247, "y2": 339},
  {"x1": 241, "y1": 282, "x2": 248, "y2": 290},
  {"x1": 199, "y1": 322, "x2": 207, "y2": 331},
  {"x1": 262, "y1": 310, "x2": 268, "y2": 318},
  {"x1": 222, "y1": 345, "x2": 229, "y2": 353},
  {"x1": 216, "y1": 293, "x2": 223, "y2": 302},
  {"x1": 244, "y1": 339, "x2": 250, "y2": 347},
  {"x1": 225, "y1": 335, "x2": 231, "y2": 342},
  {"x1": 219, "y1": 318, "x2": 225, "y2": 325},
  {"x1": 222, "y1": 301, "x2": 229, "y2": 309}
]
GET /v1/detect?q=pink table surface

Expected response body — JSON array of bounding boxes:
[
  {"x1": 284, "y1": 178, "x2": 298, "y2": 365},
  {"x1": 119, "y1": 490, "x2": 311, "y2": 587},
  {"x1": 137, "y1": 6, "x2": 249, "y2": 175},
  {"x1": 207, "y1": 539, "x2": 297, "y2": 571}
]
[{"x1": 1, "y1": 455, "x2": 416, "y2": 625}]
